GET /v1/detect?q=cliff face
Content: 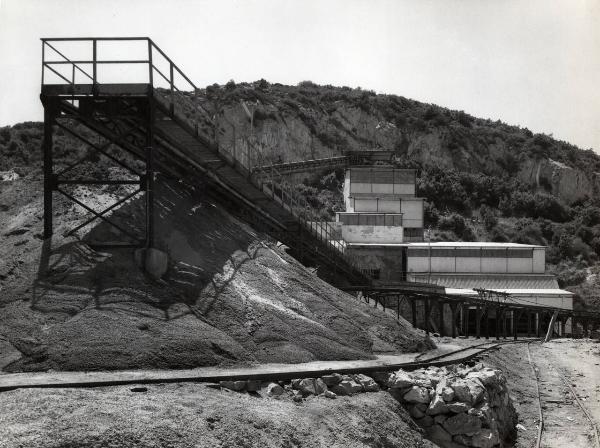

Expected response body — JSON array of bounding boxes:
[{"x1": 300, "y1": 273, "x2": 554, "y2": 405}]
[{"x1": 188, "y1": 81, "x2": 598, "y2": 205}]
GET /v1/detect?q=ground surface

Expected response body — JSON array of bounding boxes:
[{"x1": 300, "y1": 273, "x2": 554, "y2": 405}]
[
  {"x1": 485, "y1": 339, "x2": 600, "y2": 448},
  {"x1": 0, "y1": 382, "x2": 436, "y2": 448},
  {"x1": 0, "y1": 174, "x2": 432, "y2": 373}
]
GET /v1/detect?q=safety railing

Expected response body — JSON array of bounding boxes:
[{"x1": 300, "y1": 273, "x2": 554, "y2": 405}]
[
  {"x1": 41, "y1": 37, "x2": 200, "y2": 118},
  {"x1": 40, "y1": 37, "x2": 366, "y2": 277}
]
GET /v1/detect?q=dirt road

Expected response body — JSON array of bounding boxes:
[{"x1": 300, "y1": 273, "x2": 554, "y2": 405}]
[{"x1": 485, "y1": 339, "x2": 600, "y2": 448}]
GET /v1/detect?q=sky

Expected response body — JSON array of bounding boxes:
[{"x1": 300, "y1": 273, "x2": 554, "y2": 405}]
[{"x1": 0, "y1": 0, "x2": 598, "y2": 151}]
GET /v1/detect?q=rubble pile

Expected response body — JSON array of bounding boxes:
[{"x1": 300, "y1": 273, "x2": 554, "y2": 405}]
[
  {"x1": 219, "y1": 363, "x2": 517, "y2": 448},
  {"x1": 388, "y1": 364, "x2": 518, "y2": 448}
]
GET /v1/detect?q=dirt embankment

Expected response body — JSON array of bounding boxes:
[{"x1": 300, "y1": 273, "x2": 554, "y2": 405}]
[
  {"x1": 0, "y1": 383, "x2": 436, "y2": 448},
  {"x1": 0, "y1": 173, "x2": 432, "y2": 373}
]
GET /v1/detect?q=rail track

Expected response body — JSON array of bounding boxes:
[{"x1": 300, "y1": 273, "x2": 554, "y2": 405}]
[
  {"x1": 526, "y1": 341, "x2": 600, "y2": 448},
  {"x1": 0, "y1": 339, "x2": 526, "y2": 392}
]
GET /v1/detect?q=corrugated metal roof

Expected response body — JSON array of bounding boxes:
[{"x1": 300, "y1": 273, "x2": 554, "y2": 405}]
[
  {"x1": 407, "y1": 273, "x2": 559, "y2": 290},
  {"x1": 407, "y1": 242, "x2": 544, "y2": 248}
]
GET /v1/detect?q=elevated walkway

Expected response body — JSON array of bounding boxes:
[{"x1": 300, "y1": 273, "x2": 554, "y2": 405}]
[{"x1": 40, "y1": 37, "x2": 368, "y2": 286}]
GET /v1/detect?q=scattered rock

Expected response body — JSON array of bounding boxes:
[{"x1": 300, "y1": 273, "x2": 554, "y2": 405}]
[
  {"x1": 441, "y1": 386, "x2": 455, "y2": 402},
  {"x1": 332, "y1": 380, "x2": 363, "y2": 396},
  {"x1": 130, "y1": 386, "x2": 147, "y2": 393},
  {"x1": 297, "y1": 378, "x2": 328, "y2": 396},
  {"x1": 246, "y1": 380, "x2": 262, "y2": 392},
  {"x1": 321, "y1": 373, "x2": 342, "y2": 386},
  {"x1": 266, "y1": 382, "x2": 284, "y2": 396},
  {"x1": 354, "y1": 374, "x2": 379, "y2": 392},
  {"x1": 389, "y1": 370, "x2": 414, "y2": 389},
  {"x1": 220, "y1": 380, "x2": 246, "y2": 392},
  {"x1": 371, "y1": 371, "x2": 392, "y2": 386},
  {"x1": 324, "y1": 390, "x2": 337, "y2": 399}
]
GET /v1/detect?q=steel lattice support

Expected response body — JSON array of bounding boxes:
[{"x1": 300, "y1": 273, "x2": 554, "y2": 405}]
[{"x1": 40, "y1": 96, "x2": 154, "y2": 248}]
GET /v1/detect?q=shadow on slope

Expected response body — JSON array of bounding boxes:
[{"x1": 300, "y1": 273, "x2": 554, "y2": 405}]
[{"x1": 1, "y1": 175, "x2": 432, "y2": 372}]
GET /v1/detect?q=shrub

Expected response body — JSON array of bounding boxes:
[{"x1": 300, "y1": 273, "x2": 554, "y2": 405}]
[{"x1": 438, "y1": 213, "x2": 476, "y2": 241}]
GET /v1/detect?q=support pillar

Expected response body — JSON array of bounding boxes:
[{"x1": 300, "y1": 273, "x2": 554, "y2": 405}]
[
  {"x1": 43, "y1": 105, "x2": 54, "y2": 239},
  {"x1": 438, "y1": 301, "x2": 445, "y2": 337},
  {"x1": 527, "y1": 311, "x2": 532, "y2": 338},
  {"x1": 560, "y1": 317, "x2": 566, "y2": 337},
  {"x1": 411, "y1": 298, "x2": 417, "y2": 328},
  {"x1": 145, "y1": 102, "x2": 155, "y2": 249},
  {"x1": 502, "y1": 308, "x2": 507, "y2": 339},
  {"x1": 536, "y1": 312, "x2": 542, "y2": 338},
  {"x1": 450, "y1": 303, "x2": 457, "y2": 338},
  {"x1": 396, "y1": 295, "x2": 400, "y2": 320},
  {"x1": 495, "y1": 306, "x2": 500, "y2": 340},
  {"x1": 424, "y1": 298, "x2": 431, "y2": 336},
  {"x1": 462, "y1": 304, "x2": 469, "y2": 338},
  {"x1": 475, "y1": 305, "x2": 481, "y2": 339},
  {"x1": 484, "y1": 308, "x2": 490, "y2": 339}
]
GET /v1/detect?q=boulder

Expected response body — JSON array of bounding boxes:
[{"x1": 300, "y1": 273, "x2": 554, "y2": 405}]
[
  {"x1": 292, "y1": 391, "x2": 303, "y2": 402},
  {"x1": 403, "y1": 386, "x2": 431, "y2": 404},
  {"x1": 371, "y1": 371, "x2": 392, "y2": 386},
  {"x1": 298, "y1": 378, "x2": 327, "y2": 396},
  {"x1": 428, "y1": 424, "x2": 452, "y2": 444},
  {"x1": 470, "y1": 428, "x2": 500, "y2": 448},
  {"x1": 321, "y1": 373, "x2": 343, "y2": 386},
  {"x1": 447, "y1": 402, "x2": 470, "y2": 414},
  {"x1": 417, "y1": 415, "x2": 434, "y2": 427},
  {"x1": 427, "y1": 393, "x2": 449, "y2": 415},
  {"x1": 433, "y1": 414, "x2": 447, "y2": 425},
  {"x1": 354, "y1": 374, "x2": 380, "y2": 392},
  {"x1": 443, "y1": 413, "x2": 483, "y2": 436},
  {"x1": 332, "y1": 380, "x2": 362, "y2": 396},
  {"x1": 144, "y1": 248, "x2": 168, "y2": 279},
  {"x1": 409, "y1": 404, "x2": 426, "y2": 419},
  {"x1": 442, "y1": 386, "x2": 455, "y2": 402},
  {"x1": 291, "y1": 379, "x2": 303, "y2": 389},
  {"x1": 451, "y1": 378, "x2": 485, "y2": 405},
  {"x1": 467, "y1": 369, "x2": 501, "y2": 388},
  {"x1": 266, "y1": 382, "x2": 283, "y2": 396},
  {"x1": 388, "y1": 370, "x2": 414, "y2": 389}
]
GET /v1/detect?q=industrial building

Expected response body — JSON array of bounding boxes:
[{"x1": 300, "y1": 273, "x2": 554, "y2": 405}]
[{"x1": 336, "y1": 166, "x2": 574, "y2": 312}]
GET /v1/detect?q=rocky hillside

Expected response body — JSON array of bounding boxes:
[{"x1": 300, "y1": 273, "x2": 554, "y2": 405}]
[
  {"x1": 181, "y1": 80, "x2": 600, "y2": 310},
  {"x1": 3, "y1": 80, "x2": 600, "y2": 310}
]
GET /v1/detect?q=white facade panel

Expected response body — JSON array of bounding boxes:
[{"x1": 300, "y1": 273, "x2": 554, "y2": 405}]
[
  {"x1": 350, "y1": 182, "x2": 372, "y2": 193},
  {"x1": 394, "y1": 184, "x2": 416, "y2": 195},
  {"x1": 507, "y1": 258, "x2": 533, "y2": 273},
  {"x1": 401, "y1": 199, "x2": 424, "y2": 228},
  {"x1": 341, "y1": 225, "x2": 403, "y2": 244},
  {"x1": 378, "y1": 200, "x2": 401, "y2": 213},
  {"x1": 372, "y1": 183, "x2": 394, "y2": 194},
  {"x1": 431, "y1": 257, "x2": 456, "y2": 272},
  {"x1": 354, "y1": 199, "x2": 378, "y2": 212},
  {"x1": 407, "y1": 257, "x2": 429, "y2": 273},
  {"x1": 455, "y1": 257, "x2": 481, "y2": 273},
  {"x1": 481, "y1": 258, "x2": 507, "y2": 273},
  {"x1": 533, "y1": 248, "x2": 545, "y2": 273}
]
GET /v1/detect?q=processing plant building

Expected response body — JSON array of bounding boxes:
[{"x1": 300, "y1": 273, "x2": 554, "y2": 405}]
[{"x1": 336, "y1": 166, "x2": 573, "y2": 311}]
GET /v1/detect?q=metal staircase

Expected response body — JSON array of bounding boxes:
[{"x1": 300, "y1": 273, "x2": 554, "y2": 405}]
[{"x1": 40, "y1": 37, "x2": 369, "y2": 286}]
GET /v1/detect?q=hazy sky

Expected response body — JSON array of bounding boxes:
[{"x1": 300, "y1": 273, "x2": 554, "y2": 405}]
[{"x1": 0, "y1": 0, "x2": 598, "y2": 151}]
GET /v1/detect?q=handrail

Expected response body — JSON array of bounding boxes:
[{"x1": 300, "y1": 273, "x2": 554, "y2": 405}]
[{"x1": 40, "y1": 37, "x2": 367, "y2": 280}]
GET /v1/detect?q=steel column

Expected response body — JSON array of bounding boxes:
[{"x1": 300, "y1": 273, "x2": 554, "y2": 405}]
[
  {"x1": 43, "y1": 105, "x2": 54, "y2": 239},
  {"x1": 145, "y1": 102, "x2": 155, "y2": 248},
  {"x1": 475, "y1": 305, "x2": 481, "y2": 339},
  {"x1": 438, "y1": 301, "x2": 445, "y2": 337},
  {"x1": 411, "y1": 298, "x2": 417, "y2": 328}
]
